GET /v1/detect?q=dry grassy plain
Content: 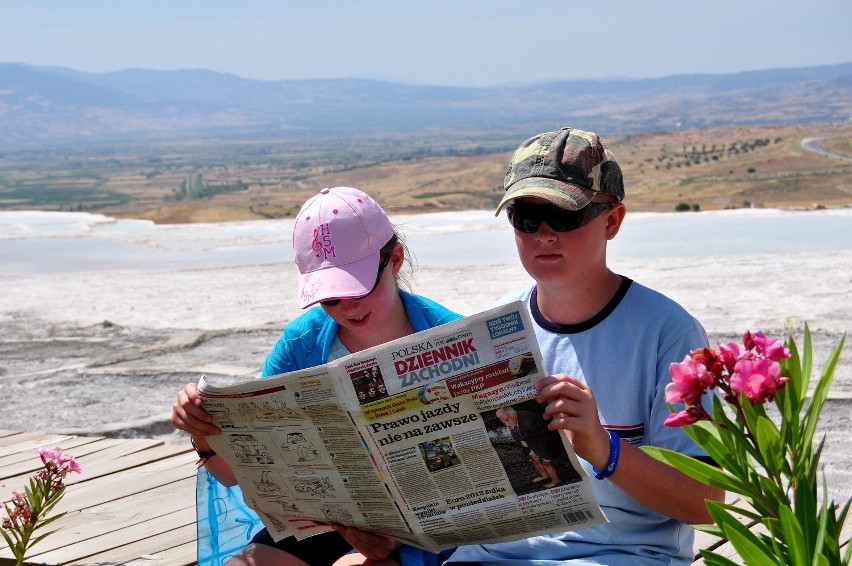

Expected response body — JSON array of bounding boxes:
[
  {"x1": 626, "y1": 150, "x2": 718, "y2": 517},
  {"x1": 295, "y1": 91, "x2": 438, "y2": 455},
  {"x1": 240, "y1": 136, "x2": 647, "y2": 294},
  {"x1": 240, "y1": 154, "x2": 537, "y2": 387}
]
[
  {"x1": 3, "y1": 123, "x2": 850, "y2": 223},
  {"x1": 125, "y1": 123, "x2": 852, "y2": 222}
]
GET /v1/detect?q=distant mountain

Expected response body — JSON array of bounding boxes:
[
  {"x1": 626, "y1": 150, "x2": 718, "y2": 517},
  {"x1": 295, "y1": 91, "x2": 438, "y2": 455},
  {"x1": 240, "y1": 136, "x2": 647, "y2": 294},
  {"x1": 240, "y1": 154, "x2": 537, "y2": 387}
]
[{"x1": 1, "y1": 62, "x2": 850, "y2": 148}]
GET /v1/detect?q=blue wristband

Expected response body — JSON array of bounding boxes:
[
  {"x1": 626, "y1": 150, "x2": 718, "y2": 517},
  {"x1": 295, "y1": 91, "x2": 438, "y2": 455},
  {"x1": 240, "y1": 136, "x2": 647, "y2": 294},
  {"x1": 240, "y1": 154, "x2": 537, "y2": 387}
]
[{"x1": 593, "y1": 430, "x2": 620, "y2": 480}]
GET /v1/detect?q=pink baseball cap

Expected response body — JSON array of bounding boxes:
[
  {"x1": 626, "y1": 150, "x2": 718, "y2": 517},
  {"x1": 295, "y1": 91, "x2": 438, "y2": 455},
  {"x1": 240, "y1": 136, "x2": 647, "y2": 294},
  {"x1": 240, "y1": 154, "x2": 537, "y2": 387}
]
[{"x1": 293, "y1": 187, "x2": 395, "y2": 308}]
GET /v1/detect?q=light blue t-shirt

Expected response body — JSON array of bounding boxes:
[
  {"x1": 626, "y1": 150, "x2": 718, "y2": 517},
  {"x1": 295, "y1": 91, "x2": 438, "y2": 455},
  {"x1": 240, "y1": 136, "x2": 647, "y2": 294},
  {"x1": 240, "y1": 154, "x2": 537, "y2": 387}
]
[{"x1": 446, "y1": 278, "x2": 711, "y2": 566}]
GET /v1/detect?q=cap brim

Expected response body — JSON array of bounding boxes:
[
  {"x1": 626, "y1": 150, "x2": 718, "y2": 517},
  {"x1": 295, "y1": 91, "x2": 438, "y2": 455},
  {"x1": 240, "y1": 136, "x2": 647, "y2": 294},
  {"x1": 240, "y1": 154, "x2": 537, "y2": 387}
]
[
  {"x1": 494, "y1": 178, "x2": 597, "y2": 215},
  {"x1": 298, "y1": 250, "x2": 381, "y2": 308}
]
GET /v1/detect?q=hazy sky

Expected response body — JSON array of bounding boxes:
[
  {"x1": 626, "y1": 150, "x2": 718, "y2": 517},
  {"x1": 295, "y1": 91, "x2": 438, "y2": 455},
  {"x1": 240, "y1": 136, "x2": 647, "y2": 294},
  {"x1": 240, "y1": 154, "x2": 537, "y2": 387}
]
[{"x1": 2, "y1": 0, "x2": 850, "y2": 87}]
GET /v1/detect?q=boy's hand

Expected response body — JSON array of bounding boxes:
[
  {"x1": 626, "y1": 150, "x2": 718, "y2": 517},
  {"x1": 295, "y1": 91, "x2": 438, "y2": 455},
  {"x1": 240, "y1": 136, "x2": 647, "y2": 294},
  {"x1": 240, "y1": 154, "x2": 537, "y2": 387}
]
[
  {"x1": 171, "y1": 382, "x2": 220, "y2": 438},
  {"x1": 535, "y1": 374, "x2": 612, "y2": 471}
]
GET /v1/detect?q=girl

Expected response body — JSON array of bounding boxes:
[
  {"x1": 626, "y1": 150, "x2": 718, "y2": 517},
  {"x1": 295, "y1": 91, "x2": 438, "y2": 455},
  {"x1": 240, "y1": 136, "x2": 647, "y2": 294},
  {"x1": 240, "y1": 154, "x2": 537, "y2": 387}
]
[{"x1": 171, "y1": 186, "x2": 460, "y2": 566}]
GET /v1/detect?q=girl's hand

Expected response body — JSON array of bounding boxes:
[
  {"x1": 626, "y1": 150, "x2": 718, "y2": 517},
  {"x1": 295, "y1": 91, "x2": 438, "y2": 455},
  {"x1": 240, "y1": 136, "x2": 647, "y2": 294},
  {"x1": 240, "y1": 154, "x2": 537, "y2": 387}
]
[
  {"x1": 331, "y1": 525, "x2": 400, "y2": 561},
  {"x1": 171, "y1": 382, "x2": 220, "y2": 438}
]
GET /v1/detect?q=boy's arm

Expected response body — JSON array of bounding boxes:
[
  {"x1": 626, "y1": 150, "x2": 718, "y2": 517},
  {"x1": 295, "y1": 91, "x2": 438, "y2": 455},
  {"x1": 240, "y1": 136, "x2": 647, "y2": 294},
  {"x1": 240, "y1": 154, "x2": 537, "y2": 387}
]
[
  {"x1": 603, "y1": 441, "x2": 723, "y2": 524},
  {"x1": 536, "y1": 374, "x2": 724, "y2": 525}
]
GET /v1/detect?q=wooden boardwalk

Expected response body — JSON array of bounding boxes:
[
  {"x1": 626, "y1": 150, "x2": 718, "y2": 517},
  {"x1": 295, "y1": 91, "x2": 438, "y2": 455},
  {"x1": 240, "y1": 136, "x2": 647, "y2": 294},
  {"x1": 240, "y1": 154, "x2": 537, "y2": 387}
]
[
  {"x1": 0, "y1": 430, "x2": 198, "y2": 566},
  {"x1": 3, "y1": 430, "x2": 848, "y2": 565}
]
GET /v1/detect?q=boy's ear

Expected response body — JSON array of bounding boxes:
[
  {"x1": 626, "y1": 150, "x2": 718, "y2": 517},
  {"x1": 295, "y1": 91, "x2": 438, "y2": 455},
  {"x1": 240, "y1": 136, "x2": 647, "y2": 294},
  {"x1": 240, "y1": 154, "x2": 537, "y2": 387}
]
[{"x1": 604, "y1": 203, "x2": 627, "y2": 241}]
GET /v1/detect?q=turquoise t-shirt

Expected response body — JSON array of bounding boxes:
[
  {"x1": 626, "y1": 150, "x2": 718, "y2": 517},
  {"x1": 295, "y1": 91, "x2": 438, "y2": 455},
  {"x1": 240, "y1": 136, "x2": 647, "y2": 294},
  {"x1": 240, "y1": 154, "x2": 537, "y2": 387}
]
[{"x1": 196, "y1": 291, "x2": 462, "y2": 566}]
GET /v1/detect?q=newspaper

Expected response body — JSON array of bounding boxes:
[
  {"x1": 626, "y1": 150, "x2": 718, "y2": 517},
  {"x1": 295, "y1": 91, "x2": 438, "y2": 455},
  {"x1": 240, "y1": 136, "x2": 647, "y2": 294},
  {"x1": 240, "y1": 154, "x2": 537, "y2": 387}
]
[{"x1": 199, "y1": 301, "x2": 606, "y2": 553}]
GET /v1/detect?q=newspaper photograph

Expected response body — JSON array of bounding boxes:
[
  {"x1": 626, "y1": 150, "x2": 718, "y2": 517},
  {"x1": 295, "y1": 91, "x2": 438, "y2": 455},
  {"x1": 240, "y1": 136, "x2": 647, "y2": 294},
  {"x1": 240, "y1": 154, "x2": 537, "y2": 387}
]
[{"x1": 199, "y1": 300, "x2": 606, "y2": 553}]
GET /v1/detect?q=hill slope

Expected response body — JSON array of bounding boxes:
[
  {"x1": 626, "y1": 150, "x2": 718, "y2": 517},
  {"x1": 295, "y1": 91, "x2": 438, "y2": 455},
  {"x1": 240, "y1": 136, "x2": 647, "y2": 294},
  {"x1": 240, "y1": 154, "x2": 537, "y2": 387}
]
[{"x1": 1, "y1": 62, "x2": 850, "y2": 147}]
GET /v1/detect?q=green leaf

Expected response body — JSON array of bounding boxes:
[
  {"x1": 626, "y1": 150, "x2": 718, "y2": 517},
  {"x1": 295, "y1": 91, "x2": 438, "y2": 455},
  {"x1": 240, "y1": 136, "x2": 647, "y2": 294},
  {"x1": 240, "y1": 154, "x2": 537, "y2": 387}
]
[
  {"x1": 718, "y1": 400, "x2": 763, "y2": 466},
  {"x1": 1, "y1": 527, "x2": 20, "y2": 551},
  {"x1": 713, "y1": 500, "x2": 763, "y2": 524},
  {"x1": 28, "y1": 527, "x2": 61, "y2": 549},
  {"x1": 35, "y1": 511, "x2": 67, "y2": 528},
  {"x1": 694, "y1": 523, "x2": 725, "y2": 538},
  {"x1": 793, "y1": 476, "x2": 818, "y2": 554},
  {"x1": 813, "y1": 492, "x2": 832, "y2": 564},
  {"x1": 692, "y1": 420, "x2": 749, "y2": 474},
  {"x1": 641, "y1": 446, "x2": 747, "y2": 493},
  {"x1": 704, "y1": 401, "x2": 760, "y2": 475},
  {"x1": 778, "y1": 504, "x2": 807, "y2": 565},
  {"x1": 707, "y1": 501, "x2": 777, "y2": 564},
  {"x1": 673, "y1": 415, "x2": 753, "y2": 482},
  {"x1": 753, "y1": 474, "x2": 787, "y2": 513},
  {"x1": 799, "y1": 332, "x2": 845, "y2": 464},
  {"x1": 699, "y1": 551, "x2": 743, "y2": 566},
  {"x1": 755, "y1": 415, "x2": 784, "y2": 477},
  {"x1": 799, "y1": 325, "x2": 813, "y2": 399},
  {"x1": 727, "y1": 528, "x2": 782, "y2": 565},
  {"x1": 783, "y1": 332, "x2": 804, "y2": 405},
  {"x1": 775, "y1": 367, "x2": 795, "y2": 427},
  {"x1": 796, "y1": 434, "x2": 822, "y2": 491}
]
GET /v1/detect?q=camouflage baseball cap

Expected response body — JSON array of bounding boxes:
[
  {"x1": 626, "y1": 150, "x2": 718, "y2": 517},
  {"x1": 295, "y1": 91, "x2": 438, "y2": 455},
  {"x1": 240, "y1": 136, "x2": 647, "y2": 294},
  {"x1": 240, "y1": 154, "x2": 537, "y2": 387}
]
[{"x1": 495, "y1": 127, "x2": 624, "y2": 214}]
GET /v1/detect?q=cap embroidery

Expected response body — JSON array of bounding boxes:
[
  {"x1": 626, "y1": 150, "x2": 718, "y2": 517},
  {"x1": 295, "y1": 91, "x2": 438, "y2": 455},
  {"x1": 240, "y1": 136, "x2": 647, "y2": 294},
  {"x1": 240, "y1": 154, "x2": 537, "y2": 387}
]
[
  {"x1": 301, "y1": 280, "x2": 322, "y2": 303},
  {"x1": 312, "y1": 223, "x2": 336, "y2": 259}
]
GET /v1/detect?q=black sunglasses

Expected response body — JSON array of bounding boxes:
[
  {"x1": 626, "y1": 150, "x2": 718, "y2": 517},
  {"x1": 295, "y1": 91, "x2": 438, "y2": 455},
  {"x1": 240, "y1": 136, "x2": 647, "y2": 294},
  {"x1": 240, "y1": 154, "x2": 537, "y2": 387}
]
[
  {"x1": 506, "y1": 201, "x2": 615, "y2": 233},
  {"x1": 320, "y1": 254, "x2": 392, "y2": 307}
]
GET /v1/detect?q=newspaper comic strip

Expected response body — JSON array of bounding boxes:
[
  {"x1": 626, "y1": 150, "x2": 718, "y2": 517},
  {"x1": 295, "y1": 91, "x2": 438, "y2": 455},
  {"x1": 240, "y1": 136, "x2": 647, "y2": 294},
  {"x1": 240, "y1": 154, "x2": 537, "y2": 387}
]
[{"x1": 199, "y1": 301, "x2": 606, "y2": 553}]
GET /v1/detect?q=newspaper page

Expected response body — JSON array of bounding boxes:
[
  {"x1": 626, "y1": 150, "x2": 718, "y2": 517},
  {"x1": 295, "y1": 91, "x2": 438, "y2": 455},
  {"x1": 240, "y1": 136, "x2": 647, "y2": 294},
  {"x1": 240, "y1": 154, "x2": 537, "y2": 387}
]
[{"x1": 199, "y1": 301, "x2": 606, "y2": 553}]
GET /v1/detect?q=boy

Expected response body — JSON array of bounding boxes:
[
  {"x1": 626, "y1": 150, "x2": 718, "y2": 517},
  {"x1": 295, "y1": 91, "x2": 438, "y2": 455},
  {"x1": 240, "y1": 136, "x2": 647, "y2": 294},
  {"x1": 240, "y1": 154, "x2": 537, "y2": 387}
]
[{"x1": 446, "y1": 127, "x2": 723, "y2": 565}]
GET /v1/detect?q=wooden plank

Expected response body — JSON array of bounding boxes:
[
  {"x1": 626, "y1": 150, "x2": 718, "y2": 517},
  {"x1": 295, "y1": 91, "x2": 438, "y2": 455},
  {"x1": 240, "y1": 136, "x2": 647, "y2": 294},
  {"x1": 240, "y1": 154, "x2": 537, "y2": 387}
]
[
  {"x1": 1, "y1": 452, "x2": 196, "y2": 523},
  {"x1": 0, "y1": 430, "x2": 25, "y2": 439},
  {"x1": 64, "y1": 524, "x2": 197, "y2": 566},
  {"x1": 1, "y1": 438, "x2": 129, "y2": 484},
  {"x1": 0, "y1": 432, "x2": 74, "y2": 455},
  {"x1": 0, "y1": 436, "x2": 104, "y2": 469},
  {"x1": 0, "y1": 434, "x2": 202, "y2": 566},
  {"x1": 14, "y1": 479, "x2": 195, "y2": 564},
  {"x1": 27, "y1": 507, "x2": 194, "y2": 565},
  {"x1": 65, "y1": 446, "x2": 191, "y2": 488},
  {"x1": 0, "y1": 485, "x2": 191, "y2": 562},
  {"x1": 18, "y1": 441, "x2": 181, "y2": 490},
  {"x1": 0, "y1": 431, "x2": 47, "y2": 448},
  {"x1": 59, "y1": 453, "x2": 196, "y2": 512},
  {"x1": 70, "y1": 441, "x2": 178, "y2": 471},
  {"x1": 60, "y1": 460, "x2": 195, "y2": 511},
  {"x1": 692, "y1": 528, "x2": 724, "y2": 559}
]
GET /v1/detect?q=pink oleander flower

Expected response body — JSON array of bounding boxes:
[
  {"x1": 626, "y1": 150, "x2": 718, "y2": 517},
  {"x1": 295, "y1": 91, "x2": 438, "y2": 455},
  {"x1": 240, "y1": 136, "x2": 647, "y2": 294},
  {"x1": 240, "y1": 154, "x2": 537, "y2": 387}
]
[
  {"x1": 666, "y1": 329, "x2": 794, "y2": 428},
  {"x1": 2, "y1": 447, "x2": 82, "y2": 566},
  {"x1": 36, "y1": 446, "x2": 82, "y2": 477},
  {"x1": 4, "y1": 493, "x2": 33, "y2": 529},
  {"x1": 747, "y1": 330, "x2": 791, "y2": 362},
  {"x1": 689, "y1": 347, "x2": 726, "y2": 384},
  {"x1": 729, "y1": 358, "x2": 789, "y2": 403},
  {"x1": 664, "y1": 405, "x2": 711, "y2": 427},
  {"x1": 666, "y1": 354, "x2": 715, "y2": 405},
  {"x1": 718, "y1": 340, "x2": 749, "y2": 372},
  {"x1": 651, "y1": 326, "x2": 848, "y2": 565}
]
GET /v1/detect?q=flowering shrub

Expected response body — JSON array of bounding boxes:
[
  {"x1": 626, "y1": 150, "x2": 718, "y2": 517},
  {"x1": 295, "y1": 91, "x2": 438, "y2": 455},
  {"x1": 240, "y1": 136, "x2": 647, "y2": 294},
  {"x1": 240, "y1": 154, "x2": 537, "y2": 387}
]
[
  {"x1": 643, "y1": 326, "x2": 850, "y2": 565},
  {"x1": 1, "y1": 447, "x2": 82, "y2": 566}
]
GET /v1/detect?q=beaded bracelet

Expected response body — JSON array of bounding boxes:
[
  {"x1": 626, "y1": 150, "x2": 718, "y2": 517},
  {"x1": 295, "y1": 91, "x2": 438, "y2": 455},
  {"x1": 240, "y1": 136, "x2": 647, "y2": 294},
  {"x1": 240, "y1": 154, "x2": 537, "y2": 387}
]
[
  {"x1": 191, "y1": 438, "x2": 217, "y2": 469},
  {"x1": 593, "y1": 429, "x2": 621, "y2": 480}
]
